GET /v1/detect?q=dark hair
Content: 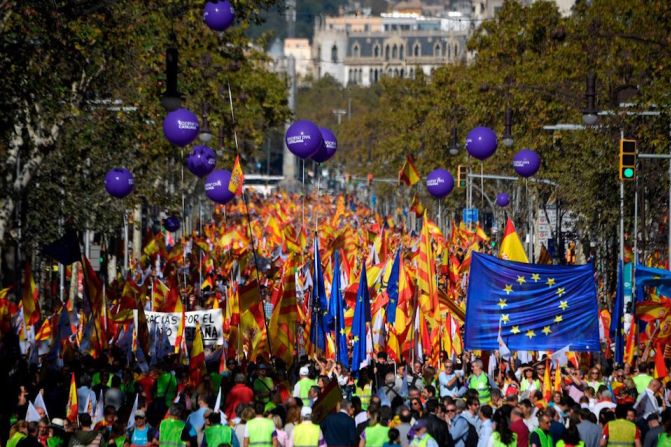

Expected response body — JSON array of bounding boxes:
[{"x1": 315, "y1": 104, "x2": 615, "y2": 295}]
[
  {"x1": 425, "y1": 399, "x2": 439, "y2": 414},
  {"x1": 388, "y1": 428, "x2": 400, "y2": 442},
  {"x1": 254, "y1": 402, "x2": 266, "y2": 416},
  {"x1": 78, "y1": 413, "x2": 92, "y2": 427},
  {"x1": 208, "y1": 412, "x2": 221, "y2": 424},
  {"x1": 399, "y1": 409, "x2": 412, "y2": 423},
  {"x1": 563, "y1": 424, "x2": 581, "y2": 444},
  {"x1": 466, "y1": 396, "x2": 480, "y2": 408},
  {"x1": 493, "y1": 409, "x2": 514, "y2": 445},
  {"x1": 351, "y1": 396, "x2": 362, "y2": 409},
  {"x1": 479, "y1": 405, "x2": 493, "y2": 419}
]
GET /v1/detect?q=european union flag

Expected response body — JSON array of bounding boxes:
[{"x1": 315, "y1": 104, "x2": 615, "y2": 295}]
[
  {"x1": 635, "y1": 264, "x2": 671, "y2": 301},
  {"x1": 465, "y1": 253, "x2": 599, "y2": 352}
]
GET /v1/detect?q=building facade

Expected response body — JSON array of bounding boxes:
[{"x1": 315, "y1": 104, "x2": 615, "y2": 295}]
[{"x1": 312, "y1": 11, "x2": 469, "y2": 87}]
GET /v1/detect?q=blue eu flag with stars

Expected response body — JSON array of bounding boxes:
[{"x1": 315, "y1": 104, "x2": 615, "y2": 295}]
[{"x1": 465, "y1": 253, "x2": 599, "y2": 352}]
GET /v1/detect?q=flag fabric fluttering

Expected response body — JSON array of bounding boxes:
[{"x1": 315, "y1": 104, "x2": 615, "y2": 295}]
[
  {"x1": 465, "y1": 253, "x2": 599, "y2": 352},
  {"x1": 22, "y1": 264, "x2": 40, "y2": 327},
  {"x1": 310, "y1": 236, "x2": 332, "y2": 352},
  {"x1": 386, "y1": 250, "x2": 401, "y2": 326},
  {"x1": 229, "y1": 155, "x2": 244, "y2": 196},
  {"x1": 330, "y1": 252, "x2": 349, "y2": 368},
  {"x1": 189, "y1": 324, "x2": 206, "y2": 385},
  {"x1": 311, "y1": 379, "x2": 343, "y2": 424},
  {"x1": 611, "y1": 261, "x2": 626, "y2": 364},
  {"x1": 398, "y1": 155, "x2": 420, "y2": 186},
  {"x1": 499, "y1": 218, "x2": 529, "y2": 263},
  {"x1": 351, "y1": 262, "x2": 371, "y2": 373},
  {"x1": 66, "y1": 372, "x2": 78, "y2": 422}
]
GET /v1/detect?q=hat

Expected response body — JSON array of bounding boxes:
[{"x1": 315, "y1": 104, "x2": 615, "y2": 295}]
[
  {"x1": 412, "y1": 419, "x2": 428, "y2": 431},
  {"x1": 135, "y1": 410, "x2": 146, "y2": 418},
  {"x1": 50, "y1": 418, "x2": 66, "y2": 429},
  {"x1": 301, "y1": 406, "x2": 313, "y2": 418},
  {"x1": 258, "y1": 363, "x2": 267, "y2": 370},
  {"x1": 299, "y1": 366, "x2": 310, "y2": 376}
]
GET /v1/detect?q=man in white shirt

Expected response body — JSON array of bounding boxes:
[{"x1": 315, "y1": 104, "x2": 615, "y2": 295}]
[{"x1": 634, "y1": 379, "x2": 663, "y2": 419}]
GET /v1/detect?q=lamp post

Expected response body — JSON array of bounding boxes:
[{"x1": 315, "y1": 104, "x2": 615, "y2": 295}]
[
  {"x1": 199, "y1": 101, "x2": 213, "y2": 143},
  {"x1": 502, "y1": 108, "x2": 514, "y2": 147},
  {"x1": 582, "y1": 72, "x2": 598, "y2": 126},
  {"x1": 160, "y1": 47, "x2": 182, "y2": 111}
]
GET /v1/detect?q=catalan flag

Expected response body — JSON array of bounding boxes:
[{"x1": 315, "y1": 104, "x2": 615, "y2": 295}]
[
  {"x1": 410, "y1": 195, "x2": 425, "y2": 218},
  {"x1": 499, "y1": 218, "x2": 528, "y2": 263},
  {"x1": 229, "y1": 155, "x2": 244, "y2": 196},
  {"x1": 417, "y1": 214, "x2": 439, "y2": 323},
  {"x1": 398, "y1": 155, "x2": 420, "y2": 186}
]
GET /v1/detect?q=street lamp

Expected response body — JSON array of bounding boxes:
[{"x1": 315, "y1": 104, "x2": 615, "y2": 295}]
[
  {"x1": 161, "y1": 47, "x2": 182, "y2": 111},
  {"x1": 448, "y1": 127, "x2": 459, "y2": 156},
  {"x1": 502, "y1": 108, "x2": 514, "y2": 147},
  {"x1": 582, "y1": 72, "x2": 598, "y2": 126},
  {"x1": 199, "y1": 102, "x2": 213, "y2": 143}
]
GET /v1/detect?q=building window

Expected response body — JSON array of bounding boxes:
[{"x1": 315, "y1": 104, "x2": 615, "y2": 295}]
[
  {"x1": 454, "y1": 44, "x2": 459, "y2": 58},
  {"x1": 414, "y1": 42, "x2": 420, "y2": 57},
  {"x1": 385, "y1": 45, "x2": 390, "y2": 60},
  {"x1": 392, "y1": 44, "x2": 397, "y2": 59},
  {"x1": 374, "y1": 44, "x2": 380, "y2": 58},
  {"x1": 434, "y1": 43, "x2": 441, "y2": 57},
  {"x1": 399, "y1": 45, "x2": 404, "y2": 60},
  {"x1": 352, "y1": 43, "x2": 360, "y2": 58},
  {"x1": 331, "y1": 45, "x2": 338, "y2": 63},
  {"x1": 400, "y1": 68, "x2": 404, "y2": 78},
  {"x1": 364, "y1": 24, "x2": 370, "y2": 32},
  {"x1": 447, "y1": 44, "x2": 451, "y2": 60}
]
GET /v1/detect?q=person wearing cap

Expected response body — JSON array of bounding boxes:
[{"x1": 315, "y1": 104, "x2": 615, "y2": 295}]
[
  {"x1": 244, "y1": 402, "x2": 276, "y2": 447},
  {"x1": 47, "y1": 419, "x2": 68, "y2": 447},
  {"x1": 203, "y1": 412, "x2": 238, "y2": 447},
  {"x1": 293, "y1": 367, "x2": 316, "y2": 402},
  {"x1": 409, "y1": 420, "x2": 437, "y2": 447},
  {"x1": 289, "y1": 406, "x2": 324, "y2": 447},
  {"x1": 254, "y1": 364, "x2": 275, "y2": 406},
  {"x1": 126, "y1": 410, "x2": 155, "y2": 447}
]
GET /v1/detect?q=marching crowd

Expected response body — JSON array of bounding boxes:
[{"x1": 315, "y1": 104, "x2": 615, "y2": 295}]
[{"x1": 4, "y1": 346, "x2": 671, "y2": 447}]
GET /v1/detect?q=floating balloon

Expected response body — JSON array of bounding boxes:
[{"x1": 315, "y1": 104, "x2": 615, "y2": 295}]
[
  {"x1": 285, "y1": 120, "x2": 323, "y2": 159},
  {"x1": 513, "y1": 148, "x2": 541, "y2": 178},
  {"x1": 187, "y1": 145, "x2": 217, "y2": 177},
  {"x1": 496, "y1": 193, "x2": 510, "y2": 207},
  {"x1": 163, "y1": 108, "x2": 199, "y2": 147},
  {"x1": 104, "y1": 168, "x2": 134, "y2": 198},
  {"x1": 204, "y1": 169, "x2": 235, "y2": 204},
  {"x1": 164, "y1": 216, "x2": 181, "y2": 232},
  {"x1": 465, "y1": 126, "x2": 498, "y2": 161},
  {"x1": 311, "y1": 127, "x2": 338, "y2": 163},
  {"x1": 203, "y1": 0, "x2": 235, "y2": 32},
  {"x1": 425, "y1": 168, "x2": 454, "y2": 199}
]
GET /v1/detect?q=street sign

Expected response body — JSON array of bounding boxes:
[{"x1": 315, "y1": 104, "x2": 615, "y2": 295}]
[{"x1": 462, "y1": 208, "x2": 479, "y2": 224}]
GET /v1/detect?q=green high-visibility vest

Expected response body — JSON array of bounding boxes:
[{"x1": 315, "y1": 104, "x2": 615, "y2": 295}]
[
  {"x1": 292, "y1": 422, "x2": 321, "y2": 447},
  {"x1": 297, "y1": 378, "x2": 316, "y2": 401},
  {"x1": 159, "y1": 418, "x2": 186, "y2": 447},
  {"x1": 364, "y1": 424, "x2": 389, "y2": 447},
  {"x1": 7, "y1": 432, "x2": 26, "y2": 447},
  {"x1": 355, "y1": 384, "x2": 372, "y2": 410},
  {"x1": 469, "y1": 373, "x2": 491, "y2": 402},
  {"x1": 658, "y1": 433, "x2": 671, "y2": 447},
  {"x1": 491, "y1": 432, "x2": 517, "y2": 447},
  {"x1": 157, "y1": 373, "x2": 178, "y2": 406},
  {"x1": 533, "y1": 429, "x2": 553, "y2": 447},
  {"x1": 410, "y1": 434, "x2": 436, "y2": 447},
  {"x1": 606, "y1": 420, "x2": 636, "y2": 447},
  {"x1": 204, "y1": 425, "x2": 233, "y2": 447},
  {"x1": 247, "y1": 417, "x2": 275, "y2": 447},
  {"x1": 47, "y1": 436, "x2": 64, "y2": 447}
]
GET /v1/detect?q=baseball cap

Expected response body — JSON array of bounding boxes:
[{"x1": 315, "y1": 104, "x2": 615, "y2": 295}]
[
  {"x1": 299, "y1": 366, "x2": 309, "y2": 376},
  {"x1": 412, "y1": 419, "x2": 428, "y2": 431},
  {"x1": 135, "y1": 410, "x2": 146, "y2": 418},
  {"x1": 301, "y1": 406, "x2": 313, "y2": 418},
  {"x1": 50, "y1": 418, "x2": 66, "y2": 429}
]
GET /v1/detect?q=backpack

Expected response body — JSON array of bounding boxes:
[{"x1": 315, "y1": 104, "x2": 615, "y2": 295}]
[{"x1": 463, "y1": 422, "x2": 478, "y2": 447}]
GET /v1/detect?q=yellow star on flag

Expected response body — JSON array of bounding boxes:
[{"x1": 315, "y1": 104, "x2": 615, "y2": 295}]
[
  {"x1": 542, "y1": 326, "x2": 552, "y2": 335},
  {"x1": 559, "y1": 300, "x2": 569, "y2": 311},
  {"x1": 526, "y1": 329, "x2": 536, "y2": 339},
  {"x1": 531, "y1": 273, "x2": 541, "y2": 282},
  {"x1": 546, "y1": 278, "x2": 556, "y2": 287},
  {"x1": 511, "y1": 326, "x2": 520, "y2": 334},
  {"x1": 498, "y1": 298, "x2": 508, "y2": 309},
  {"x1": 352, "y1": 336, "x2": 360, "y2": 342},
  {"x1": 340, "y1": 328, "x2": 346, "y2": 335},
  {"x1": 503, "y1": 284, "x2": 513, "y2": 295},
  {"x1": 554, "y1": 315, "x2": 563, "y2": 323},
  {"x1": 516, "y1": 275, "x2": 526, "y2": 285},
  {"x1": 501, "y1": 314, "x2": 510, "y2": 324},
  {"x1": 556, "y1": 287, "x2": 566, "y2": 297}
]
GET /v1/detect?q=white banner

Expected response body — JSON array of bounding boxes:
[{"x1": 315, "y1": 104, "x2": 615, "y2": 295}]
[{"x1": 145, "y1": 309, "x2": 224, "y2": 347}]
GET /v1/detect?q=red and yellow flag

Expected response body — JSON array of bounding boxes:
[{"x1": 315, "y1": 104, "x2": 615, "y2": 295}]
[
  {"x1": 22, "y1": 264, "x2": 40, "y2": 327},
  {"x1": 66, "y1": 372, "x2": 78, "y2": 422},
  {"x1": 624, "y1": 320, "x2": 637, "y2": 365},
  {"x1": 35, "y1": 318, "x2": 52, "y2": 342},
  {"x1": 410, "y1": 195, "x2": 425, "y2": 218},
  {"x1": 655, "y1": 343, "x2": 668, "y2": 378},
  {"x1": 189, "y1": 324, "x2": 206, "y2": 384},
  {"x1": 543, "y1": 359, "x2": 552, "y2": 402},
  {"x1": 499, "y1": 217, "x2": 528, "y2": 263},
  {"x1": 228, "y1": 155, "x2": 244, "y2": 196},
  {"x1": 398, "y1": 155, "x2": 420, "y2": 186},
  {"x1": 417, "y1": 213, "x2": 439, "y2": 324}
]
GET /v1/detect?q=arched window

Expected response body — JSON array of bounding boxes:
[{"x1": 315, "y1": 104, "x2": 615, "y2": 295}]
[
  {"x1": 352, "y1": 43, "x2": 360, "y2": 58},
  {"x1": 434, "y1": 43, "x2": 441, "y2": 57},
  {"x1": 447, "y1": 44, "x2": 451, "y2": 60},
  {"x1": 331, "y1": 44, "x2": 338, "y2": 63},
  {"x1": 399, "y1": 45, "x2": 404, "y2": 60},
  {"x1": 394, "y1": 68, "x2": 399, "y2": 77},
  {"x1": 414, "y1": 42, "x2": 421, "y2": 57},
  {"x1": 385, "y1": 45, "x2": 390, "y2": 60},
  {"x1": 392, "y1": 44, "x2": 398, "y2": 59},
  {"x1": 400, "y1": 68, "x2": 404, "y2": 78},
  {"x1": 374, "y1": 44, "x2": 380, "y2": 58},
  {"x1": 454, "y1": 44, "x2": 459, "y2": 58}
]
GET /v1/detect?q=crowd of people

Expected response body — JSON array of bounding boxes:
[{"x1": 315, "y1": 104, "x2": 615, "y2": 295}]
[{"x1": 3, "y1": 345, "x2": 671, "y2": 447}]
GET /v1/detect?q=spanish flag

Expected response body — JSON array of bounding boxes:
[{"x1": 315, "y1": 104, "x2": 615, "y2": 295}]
[
  {"x1": 189, "y1": 324, "x2": 206, "y2": 385},
  {"x1": 22, "y1": 264, "x2": 40, "y2": 327},
  {"x1": 499, "y1": 217, "x2": 529, "y2": 263},
  {"x1": 228, "y1": 155, "x2": 244, "y2": 196},
  {"x1": 66, "y1": 372, "x2": 78, "y2": 422},
  {"x1": 542, "y1": 358, "x2": 552, "y2": 402},
  {"x1": 398, "y1": 155, "x2": 420, "y2": 186},
  {"x1": 410, "y1": 195, "x2": 425, "y2": 218},
  {"x1": 624, "y1": 320, "x2": 637, "y2": 365}
]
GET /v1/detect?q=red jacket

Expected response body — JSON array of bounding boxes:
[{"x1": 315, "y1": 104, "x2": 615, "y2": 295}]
[
  {"x1": 225, "y1": 384, "x2": 254, "y2": 418},
  {"x1": 510, "y1": 418, "x2": 530, "y2": 447}
]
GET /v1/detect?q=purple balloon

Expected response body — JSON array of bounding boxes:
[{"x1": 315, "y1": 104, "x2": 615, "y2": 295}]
[
  {"x1": 465, "y1": 126, "x2": 498, "y2": 161},
  {"x1": 513, "y1": 148, "x2": 541, "y2": 178},
  {"x1": 204, "y1": 169, "x2": 235, "y2": 204},
  {"x1": 203, "y1": 0, "x2": 235, "y2": 32},
  {"x1": 104, "y1": 168, "x2": 134, "y2": 198},
  {"x1": 163, "y1": 108, "x2": 199, "y2": 147},
  {"x1": 311, "y1": 127, "x2": 338, "y2": 163},
  {"x1": 187, "y1": 145, "x2": 217, "y2": 177},
  {"x1": 496, "y1": 193, "x2": 510, "y2": 207},
  {"x1": 425, "y1": 168, "x2": 454, "y2": 199},
  {"x1": 164, "y1": 216, "x2": 181, "y2": 232},
  {"x1": 285, "y1": 120, "x2": 323, "y2": 159}
]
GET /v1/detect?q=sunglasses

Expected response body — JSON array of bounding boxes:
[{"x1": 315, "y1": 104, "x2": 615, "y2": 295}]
[{"x1": 447, "y1": 408, "x2": 456, "y2": 413}]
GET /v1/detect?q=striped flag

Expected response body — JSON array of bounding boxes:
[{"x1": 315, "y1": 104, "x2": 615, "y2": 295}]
[
  {"x1": 189, "y1": 324, "x2": 206, "y2": 385},
  {"x1": 66, "y1": 372, "x2": 78, "y2": 422},
  {"x1": 228, "y1": 155, "x2": 244, "y2": 196},
  {"x1": 499, "y1": 218, "x2": 528, "y2": 263},
  {"x1": 22, "y1": 264, "x2": 40, "y2": 327},
  {"x1": 398, "y1": 155, "x2": 420, "y2": 186},
  {"x1": 417, "y1": 213, "x2": 439, "y2": 323}
]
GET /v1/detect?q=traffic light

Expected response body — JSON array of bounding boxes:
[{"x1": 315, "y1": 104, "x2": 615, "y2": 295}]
[
  {"x1": 367, "y1": 173, "x2": 374, "y2": 187},
  {"x1": 457, "y1": 165, "x2": 467, "y2": 188},
  {"x1": 619, "y1": 139, "x2": 637, "y2": 181}
]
